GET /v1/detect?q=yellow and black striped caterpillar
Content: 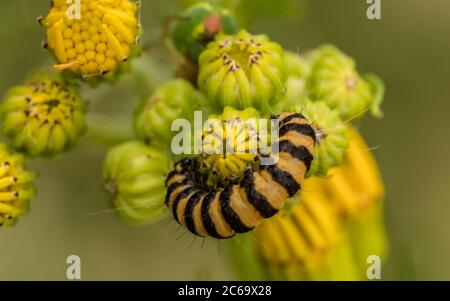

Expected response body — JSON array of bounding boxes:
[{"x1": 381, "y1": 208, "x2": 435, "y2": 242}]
[{"x1": 165, "y1": 113, "x2": 316, "y2": 239}]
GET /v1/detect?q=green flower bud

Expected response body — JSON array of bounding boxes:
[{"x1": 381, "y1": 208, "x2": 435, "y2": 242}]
[
  {"x1": 0, "y1": 73, "x2": 87, "y2": 157},
  {"x1": 103, "y1": 141, "x2": 170, "y2": 225},
  {"x1": 284, "y1": 51, "x2": 310, "y2": 103},
  {"x1": 209, "y1": 105, "x2": 260, "y2": 121},
  {"x1": 198, "y1": 30, "x2": 287, "y2": 113},
  {"x1": 306, "y1": 45, "x2": 384, "y2": 120},
  {"x1": 170, "y1": 2, "x2": 238, "y2": 61},
  {"x1": 272, "y1": 51, "x2": 311, "y2": 113},
  {"x1": 285, "y1": 100, "x2": 349, "y2": 177},
  {"x1": 199, "y1": 106, "x2": 260, "y2": 184},
  {"x1": 0, "y1": 143, "x2": 36, "y2": 228},
  {"x1": 364, "y1": 73, "x2": 385, "y2": 118},
  {"x1": 134, "y1": 79, "x2": 202, "y2": 149}
]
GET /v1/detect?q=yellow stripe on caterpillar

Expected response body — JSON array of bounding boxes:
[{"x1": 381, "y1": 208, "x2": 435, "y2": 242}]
[{"x1": 165, "y1": 113, "x2": 316, "y2": 239}]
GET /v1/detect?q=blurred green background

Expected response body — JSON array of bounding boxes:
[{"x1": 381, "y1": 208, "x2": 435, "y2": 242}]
[{"x1": 0, "y1": 0, "x2": 449, "y2": 280}]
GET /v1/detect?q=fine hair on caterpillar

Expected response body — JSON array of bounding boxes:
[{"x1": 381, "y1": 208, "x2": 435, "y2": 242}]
[{"x1": 165, "y1": 113, "x2": 316, "y2": 239}]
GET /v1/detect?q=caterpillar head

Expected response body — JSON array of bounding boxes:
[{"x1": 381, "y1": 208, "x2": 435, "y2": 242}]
[
  {"x1": 102, "y1": 141, "x2": 170, "y2": 225},
  {"x1": 0, "y1": 144, "x2": 36, "y2": 228},
  {"x1": 39, "y1": 0, "x2": 141, "y2": 81},
  {"x1": 0, "y1": 73, "x2": 87, "y2": 158},
  {"x1": 284, "y1": 100, "x2": 349, "y2": 177},
  {"x1": 198, "y1": 30, "x2": 287, "y2": 113}
]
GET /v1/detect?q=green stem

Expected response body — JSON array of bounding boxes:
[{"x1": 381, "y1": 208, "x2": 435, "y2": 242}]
[{"x1": 86, "y1": 112, "x2": 135, "y2": 147}]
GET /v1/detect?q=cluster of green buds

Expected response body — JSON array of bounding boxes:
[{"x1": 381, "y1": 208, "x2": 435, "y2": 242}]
[
  {"x1": 99, "y1": 1, "x2": 386, "y2": 229},
  {"x1": 0, "y1": 1, "x2": 145, "y2": 229},
  {"x1": 10, "y1": 0, "x2": 383, "y2": 283},
  {"x1": 39, "y1": 0, "x2": 141, "y2": 80},
  {"x1": 278, "y1": 46, "x2": 385, "y2": 121},
  {"x1": 0, "y1": 0, "x2": 387, "y2": 258},
  {"x1": 0, "y1": 73, "x2": 87, "y2": 158},
  {"x1": 0, "y1": 144, "x2": 36, "y2": 227}
]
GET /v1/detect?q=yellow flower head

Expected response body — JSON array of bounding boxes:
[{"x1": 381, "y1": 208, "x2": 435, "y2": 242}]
[
  {"x1": 0, "y1": 73, "x2": 87, "y2": 157},
  {"x1": 0, "y1": 144, "x2": 36, "y2": 228},
  {"x1": 256, "y1": 190, "x2": 341, "y2": 274},
  {"x1": 198, "y1": 107, "x2": 260, "y2": 183},
  {"x1": 249, "y1": 127, "x2": 386, "y2": 280},
  {"x1": 40, "y1": 0, "x2": 140, "y2": 79}
]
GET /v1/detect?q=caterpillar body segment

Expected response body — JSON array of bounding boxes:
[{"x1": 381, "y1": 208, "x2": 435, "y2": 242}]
[{"x1": 165, "y1": 113, "x2": 316, "y2": 239}]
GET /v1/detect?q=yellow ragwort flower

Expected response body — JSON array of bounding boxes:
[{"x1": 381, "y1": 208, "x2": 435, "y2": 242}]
[
  {"x1": 317, "y1": 127, "x2": 384, "y2": 218},
  {"x1": 250, "y1": 127, "x2": 386, "y2": 280},
  {"x1": 255, "y1": 190, "x2": 342, "y2": 280},
  {"x1": 40, "y1": 0, "x2": 140, "y2": 79},
  {"x1": 199, "y1": 106, "x2": 261, "y2": 183}
]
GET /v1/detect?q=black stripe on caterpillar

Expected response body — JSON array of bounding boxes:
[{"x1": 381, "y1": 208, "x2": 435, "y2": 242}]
[{"x1": 165, "y1": 112, "x2": 316, "y2": 239}]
